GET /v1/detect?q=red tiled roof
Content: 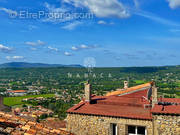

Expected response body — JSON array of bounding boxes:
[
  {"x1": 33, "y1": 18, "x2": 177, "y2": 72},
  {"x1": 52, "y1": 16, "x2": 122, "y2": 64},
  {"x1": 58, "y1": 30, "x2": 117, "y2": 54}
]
[
  {"x1": 152, "y1": 98, "x2": 180, "y2": 115},
  {"x1": 152, "y1": 105, "x2": 180, "y2": 115},
  {"x1": 67, "y1": 82, "x2": 180, "y2": 119},
  {"x1": 0, "y1": 112, "x2": 74, "y2": 135},
  {"x1": 67, "y1": 89, "x2": 152, "y2": 120},
  {"x1": 7, "y1": 90, "x2": 27, "y2": 93},
  {"x1": 106, "y1": 82, "x2": 152, "y2": 96}
]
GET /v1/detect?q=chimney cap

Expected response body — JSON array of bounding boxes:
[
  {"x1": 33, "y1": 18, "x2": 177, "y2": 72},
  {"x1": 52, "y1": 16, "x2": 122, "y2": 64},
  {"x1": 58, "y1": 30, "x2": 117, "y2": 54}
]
[{"x1": 150, "y1": 81, "x2": 156, "y2": 86}]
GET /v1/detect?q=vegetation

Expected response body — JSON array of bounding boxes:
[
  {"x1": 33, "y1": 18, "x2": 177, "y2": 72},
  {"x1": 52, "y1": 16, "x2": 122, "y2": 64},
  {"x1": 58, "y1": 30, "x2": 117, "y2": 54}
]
[
  {"x1": 3, "y1": 94, "x2": 54, "y2": 106},
  {"x1": 1, "y1": 66, "x2": 180, "y2": 119}
]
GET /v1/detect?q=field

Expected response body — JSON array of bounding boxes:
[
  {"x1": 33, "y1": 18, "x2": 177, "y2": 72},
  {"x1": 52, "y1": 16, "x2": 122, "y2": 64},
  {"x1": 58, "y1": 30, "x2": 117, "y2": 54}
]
[
  {"x1": 3, "y1": 94, "x2": 55, "y2": 106},
  {"x1": 134, "y1": 80, "x2": 146, "y2": 84}
]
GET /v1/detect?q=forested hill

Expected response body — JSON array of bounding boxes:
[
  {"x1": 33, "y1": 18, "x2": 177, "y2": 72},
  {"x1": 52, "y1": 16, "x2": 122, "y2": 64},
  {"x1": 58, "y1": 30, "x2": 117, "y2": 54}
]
[
  {"x1": 0, "y1": 65, "x2": 180, "y2": 98},
  {"x1": 0, "y1": 62, "x2": 83, "y2": 68}
]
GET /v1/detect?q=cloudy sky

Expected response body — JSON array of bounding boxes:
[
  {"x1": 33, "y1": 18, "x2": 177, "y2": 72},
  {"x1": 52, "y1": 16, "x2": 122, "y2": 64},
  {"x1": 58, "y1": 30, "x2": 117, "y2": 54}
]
[{"x1": 0, "y1": 0, "x2": 180, "y2": 67}]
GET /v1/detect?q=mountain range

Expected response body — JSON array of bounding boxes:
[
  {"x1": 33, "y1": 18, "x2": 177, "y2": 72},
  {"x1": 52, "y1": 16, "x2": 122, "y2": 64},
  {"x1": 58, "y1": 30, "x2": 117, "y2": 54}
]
[{"x1": 0, "y1": 62, "x2": 83, "y2": 68}]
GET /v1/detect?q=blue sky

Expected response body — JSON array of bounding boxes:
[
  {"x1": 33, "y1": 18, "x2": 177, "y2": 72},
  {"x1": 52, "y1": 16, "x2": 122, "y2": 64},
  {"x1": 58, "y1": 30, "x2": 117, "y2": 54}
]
[{"x1": 0, "y1": 0, "x2": 180, "y2": 67}]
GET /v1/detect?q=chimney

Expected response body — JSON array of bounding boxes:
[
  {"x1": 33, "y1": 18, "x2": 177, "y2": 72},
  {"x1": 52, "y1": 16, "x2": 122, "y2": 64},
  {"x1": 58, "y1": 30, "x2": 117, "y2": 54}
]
[
  {"x1": 151, "y1": 82, "x2": 158, "y2": 108},
  {"x1": 124, "y1": 81, "x2": 128, "y2": 89},
  {"x1": 28, "y1": 106, "x2": 30, "y2": 112},
  {"x1": 84, "y1": 80, "x2": 91, "y2": 102}
]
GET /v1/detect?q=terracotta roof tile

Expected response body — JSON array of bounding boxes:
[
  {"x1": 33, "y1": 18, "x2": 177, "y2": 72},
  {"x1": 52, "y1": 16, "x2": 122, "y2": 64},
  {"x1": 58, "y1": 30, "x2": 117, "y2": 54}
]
[
  {"x1": 35, "y1": 123, "x2": 43, "y2": 130},
  {"x1": 7, "y1": 90, "x2": 27, "y2": 93},
  {"x1": 0, "y1": 111, "x2": 73, "y2": 135},
  {"x1": 152, "y1": 98, "x2": 180, "y2": 115},
  {"x1": 42, "y1": 128, "x2": 50, "y2": 133},
  {"x1": 106, "y1": 82, "x2": 152, "y2": 96},
  {"x1": 27, "y1": 121, "x2": 36, "y2": 126},
  {"x1": 67, "y1": 89, "x2": 152, "y2": 120},
  {"x1": 68, "y1": 82, "x2": 180, "y2": 119}
]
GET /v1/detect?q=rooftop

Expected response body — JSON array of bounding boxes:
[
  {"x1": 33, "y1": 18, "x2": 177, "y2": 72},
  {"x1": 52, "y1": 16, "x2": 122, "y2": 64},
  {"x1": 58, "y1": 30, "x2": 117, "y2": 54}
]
[
  {"x1": 106, "y1": 82, "x2": 153, "y2": 96},
  {"x1": 7, "y1": 90, "x2": 27, "y2": 93},
  {"x1": 67, "y1": 89, "x2": 152, "y2": 120},
  {"x1": 67, "y1": 82, "x2": 180, "y2": 119},
  {"x1": 0, "y1": 112, "x2": 73, "y2": 135},
  {"x1": 152, "y1": 98, "x2": 180, "y2": 115}
]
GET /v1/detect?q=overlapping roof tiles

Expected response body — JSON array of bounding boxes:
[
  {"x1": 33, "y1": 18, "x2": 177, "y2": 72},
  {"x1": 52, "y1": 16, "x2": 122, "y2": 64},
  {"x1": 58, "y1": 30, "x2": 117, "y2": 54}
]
[
  {"x1": 67, "y1": 88, "x2": 152, "y2": 120},
  {"x1": 67, "y1": 82, "x2": 180, "y2": 120},
  {"x1": 106, "y1": 82, "x2": 153, "y2": 96},
  {"x1": 7, "y1": 90, "x2": 27, "y2": 93},
  {"x1": 0, "y1": 112, "x2": 73, "y2": 135},
  {"x1": 152, "y1": 98, "x2": 180, "y2": 115}
]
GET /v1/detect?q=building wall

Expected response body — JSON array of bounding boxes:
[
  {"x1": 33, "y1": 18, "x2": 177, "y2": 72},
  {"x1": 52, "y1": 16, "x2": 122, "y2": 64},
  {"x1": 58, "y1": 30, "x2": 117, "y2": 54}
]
[
  {"x1": 153, "y1": 115, "x2": 180, "y2": 135},
  {"x1": 66, "y1": 114, "x2": 153, "y2": 135},
  {"x1": 9, "y1": 92, "x2": 26, "y2": 96}
]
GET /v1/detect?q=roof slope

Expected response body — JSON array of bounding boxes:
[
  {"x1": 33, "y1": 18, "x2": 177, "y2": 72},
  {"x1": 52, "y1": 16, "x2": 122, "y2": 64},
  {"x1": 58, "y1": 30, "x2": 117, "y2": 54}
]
[
  {"x1": 0, "y1": 112, "x2": 73, "y2": 135},
  {"x1": 67, "y1": 89, "x2": 152, "y2": 120},
  {"x1": 152, "y1": 98, "x2": 180, "y2": 115},
  {"x1": 67, "y1": 82, "x2": 180, "y2": 119},
  {"x1": 106, "y1": 82, "x2": 153, "y2": 96},
  {"x1": 7, "y1": 90, "x2": 27, "y2": 93}
]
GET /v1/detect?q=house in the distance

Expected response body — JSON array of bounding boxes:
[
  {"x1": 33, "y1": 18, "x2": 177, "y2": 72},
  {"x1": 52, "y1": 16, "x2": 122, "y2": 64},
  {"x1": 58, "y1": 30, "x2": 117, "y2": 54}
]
[
  {"x1": 7, "y1": 90, "x2": 27, "y2": 96},
  {"x1": 66, "y1": 81, "x2": 180, "y2": 135}
]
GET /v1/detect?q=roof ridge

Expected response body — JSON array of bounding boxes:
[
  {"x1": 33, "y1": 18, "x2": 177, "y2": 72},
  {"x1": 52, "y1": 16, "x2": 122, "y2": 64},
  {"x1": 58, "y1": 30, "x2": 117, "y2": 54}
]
[{"x1": 106, "y1": 82, "x2": 152, "y2": 96}]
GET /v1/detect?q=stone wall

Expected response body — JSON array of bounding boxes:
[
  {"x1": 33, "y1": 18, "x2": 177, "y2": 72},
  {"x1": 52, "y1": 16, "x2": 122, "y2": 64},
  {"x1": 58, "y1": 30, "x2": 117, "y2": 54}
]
[
  {"x1": 153, "y1": 115, "x2": 180, "y2": 135},
  {"x1": 66, "y1": 113, "x2": 153, "y2": 135}
]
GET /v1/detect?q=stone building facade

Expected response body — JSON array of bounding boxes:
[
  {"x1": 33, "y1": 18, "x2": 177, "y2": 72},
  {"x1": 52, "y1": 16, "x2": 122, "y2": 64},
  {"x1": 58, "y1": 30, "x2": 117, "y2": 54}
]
[
  {"x1": 152, "y1": 114, "x2": 180, "y2": 135},
  {"x1": 67, "y1": 81, "x2": 180, "y2": 135},
  {"x1": 67, "y1": 114, "x2": 153, "y2": 135}
]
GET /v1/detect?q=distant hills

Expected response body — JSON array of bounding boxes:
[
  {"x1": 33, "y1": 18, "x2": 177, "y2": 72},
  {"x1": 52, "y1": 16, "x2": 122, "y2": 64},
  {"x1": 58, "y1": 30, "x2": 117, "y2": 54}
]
[{"x1": 0, "y1": 62, "x2": 83, "y2": 68}]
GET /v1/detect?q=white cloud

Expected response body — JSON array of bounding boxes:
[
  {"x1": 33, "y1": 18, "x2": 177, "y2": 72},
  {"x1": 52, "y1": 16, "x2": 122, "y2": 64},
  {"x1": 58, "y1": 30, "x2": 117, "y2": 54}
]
[
  {"x1": 71, "y1": 44, "x2": 97, "y2": 51},
  {"x1": 97, "y1": 20, "x2": 107, "y2": 25},
  {"x1": 28, "y1": 25, "x2": 38, "y2": 31},
  {"x1": 62, "y1": 21, "x2": 83, "y2": 30},
  {"x1": 134, "y1": 10, "x2": 180, "y2": 26},
  {"x1": 63, "y1": 0, "x2": 130, "y2": 18},
  {"x1": 71, "y1": 46, "x2": 78, "y2": 51},
  {"x1": 25, "y1": 40, "x2": 45, "y2": 46},
  {"x1": 0, "y1": 7, "x2": 17, "y2": 15},
  {"x1": 80, "y1": 44, "x2": 97, "y2": 49},
  {"x1": 64, "y1": 51, "x2": 72, "y2": 56},
  {"x1": 97, "y1": 20, "x2": 114, "y2": 25},
  {"x1": 47, "y1": 46, "x2": 59, "y2": 52},
  {"x1": 80, "y1": 44, "x2": 89, "y2": 49},
  {"x1": 44, "y1": 2, "x2": 67, "y2": 13},
  {"x1": 43, "y1": 2, "x2": 70, "y2": 23},
  {"x1": 133, "y1": 0, "x2": 140, "y2": 8},
  {"x1": 167, "y1": 0, "x2": 180, "y2": 9},
  {"x1": 0, "y1": 44, "x2": 12, "y2": 52},
  {"x1": 6, "y1": 56, "x2": 24, "y2": 60}
]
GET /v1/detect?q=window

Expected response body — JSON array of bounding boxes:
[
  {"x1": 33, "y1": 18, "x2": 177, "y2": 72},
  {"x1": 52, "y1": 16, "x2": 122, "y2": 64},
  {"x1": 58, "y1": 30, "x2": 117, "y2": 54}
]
[
  {"x1": 127, "y1": 125, "x2": 146, "y2": 135},
  {"x1": 110, "y1": 123, "x2": 117, "y2": 135}
]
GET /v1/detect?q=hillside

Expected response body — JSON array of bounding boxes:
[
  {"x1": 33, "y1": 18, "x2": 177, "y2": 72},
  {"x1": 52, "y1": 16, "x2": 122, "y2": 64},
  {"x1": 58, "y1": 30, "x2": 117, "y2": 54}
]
[{"x1": 0, "y1": 62, "x2": 83, "y2": 68}]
